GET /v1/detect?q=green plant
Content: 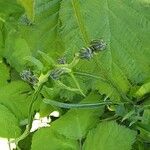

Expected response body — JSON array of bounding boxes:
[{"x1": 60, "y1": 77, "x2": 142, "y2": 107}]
[{"x1": 0, "y1": 0, "x2": 150, "y2": 150}]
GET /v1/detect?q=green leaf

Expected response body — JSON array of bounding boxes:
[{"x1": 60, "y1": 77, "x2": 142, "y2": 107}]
[
  {"x1": 0, "y1": 0, "x2": 150, "y2": 147},
  {"x1": 0, "y1": 104, "x2": 21, "y2": 138},
  {"x1": 0, "y1": 0, "x2": 23, "y2": 16},
  {"x1": 4, "y1": 36, "x2": 31, "y2": 71},
  {"x1": 138, "y1": 109, "x2": 150, "y2": 142},
  {"x1": 2, "y1": 0, "x2": 64, "y2": 72},
  {"x1": 50, "y1": 92, "x2": 104, "y2": 139},
  {"x1": 0, "y1": 59, "x2": 10, "y2": 88},
  {"x1": 122, "y1": 110, "x2": 135, "y2": 122},
  {"x1": 0, "y1": 81, "x2": 36, "y2": 121},
  {"x1": 0, "y1": 0, "x2": 23, "y2": 59},
  {"x1": 25, "y1": 56, "x2": 44, "y2": 71},
  {"x1": 17, "y1": 0, "x2": 65, "y2": 58},
  {"x1": 74, "y1": 61, "x2": 130, "y2": 101},
  {"x1": 135, "y1": 81, "x2": 150, "y2": 98},
  {"x1": 59, "y1": 0, "x2": 150, "y2": 101},
  {"x1": 142, "y1": 109, "x2": 150, "y2": 125},
  {"x1": 83, "y1": 121, "x2": 136, "y2": 150},
  {"x1": 39, "y1": 102, "x2": 55, "y2": 117},
  {"x1": 31, "y1": 128, "x2": 79, "y2": 150}
]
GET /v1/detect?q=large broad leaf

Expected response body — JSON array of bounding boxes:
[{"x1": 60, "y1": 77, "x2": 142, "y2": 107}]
[
  {"x1": 50, "y1": 92, "x2": 104, "y2": 139},
  {"x1": 59, "y1": 0, "x2": 150, "y2": 101},
  {"x1": 0, "y1": 81, "x2": 42, "y2": 138},
  {"x1": 0, "y1": 81, "x2": 36, "y2": 121},
  {"x1": 18, "y1": 0, "x2": 64, "y2": 56},
  {"x1": 0, "y1": 104, "x2": 21, "y2": 138},
  {"x1": 31, "y1": 128, "x2": 79, "y2": 150},
  {"x1": 0, "y1": 0, "x2": 23, "y2": 58},
  {"x1": 3, "y1": 0, "x2": 64, "y2": 71},
  {"x1": 4, "y1": 35, "x2": 31, "y2": 72},
  {"x1": 83, "y1": 121, "x2": 136, "y2": 150},
  {"x1": 0, "y1": 0, "x2": 27, "y2": 72}
]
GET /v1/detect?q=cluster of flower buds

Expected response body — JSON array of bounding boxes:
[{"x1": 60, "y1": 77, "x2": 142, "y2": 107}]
[
  {"x1": 57, "y1": 56, "x2": 67, "y2": 64},
  {"x1": 20, "y1": 70, "x2": 38, "y2": 85},
  {"x1": 19, "y1": 14, "x2": 33, "y2": 26},
  {"x1": 79, "y1": 39, "x2": 107, "y2": 60},
  {"x1": 20, "y1": 39, "x2": 106, "y2": 84},
  {"x1": 49, "y1": 68, "x2": 71, "y2": 80}
]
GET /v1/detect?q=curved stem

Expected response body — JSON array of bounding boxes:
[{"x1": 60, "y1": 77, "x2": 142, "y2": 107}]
[
  {"x1": 69, "y1": 72, "x2": 85, "y2": 97},
  {"x1": 15, "y1": 71, "x2": 51, "y2": 145},
  {"x1": 15, "y1": 85, "x2": 42, "y2": 145},
  {"x1": 56, "y1": 80, "x2": 81, "y2": 93},
  {"x1": 68, "y1": 53, "x2": 80, "y2": 68}
]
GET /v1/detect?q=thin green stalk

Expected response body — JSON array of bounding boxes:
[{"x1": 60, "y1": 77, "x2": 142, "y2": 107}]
[
  {"x1": 15, "y1": 85, "x2": 42, "y2": 145},
  {"x1": 15, "y1": 72, "x2": 50, "y2": 146},
  {"x1": 56, "y1": 80, "x2": 81, "y2": 93},
  {"x1": 69, "y1": 72, "x2": 85, "y2": 97},
  {"x1": 68, "y1": 53, "x2": 80, "y2": 68}
]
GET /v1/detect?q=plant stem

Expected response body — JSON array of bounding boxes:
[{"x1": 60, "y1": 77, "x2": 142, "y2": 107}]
[
  {"x1": 69, "y1": 72, "x2": 85, "y2": 97},
  {"x1": 43, "y1": 98, "x2": 118, "y2": 109},
  {"x1": 14, "y1": 85, "x2": 42, "y2": 145},
  {"x1": 15, "y1": 72, "x2": 50, "y2": 145},
  {"x1": 68, "y1": 53, "x2": 80, "y2": 68},
  {"x1": 56, "y1": 80, "x2": 81, "y2": 93}
]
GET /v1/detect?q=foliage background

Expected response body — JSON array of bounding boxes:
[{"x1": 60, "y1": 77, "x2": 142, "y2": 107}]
[{"x1": 0, "y1": 0, "x2": 150, "y2": 150}]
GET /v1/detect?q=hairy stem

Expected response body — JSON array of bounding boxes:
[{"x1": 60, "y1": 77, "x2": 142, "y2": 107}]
[
  {"x1": 15, "y1": 72, "x2": 50, "y2": 146},
  {"x1": 14, "y1": 85, "x2": 42, "y2": 146},
  {"x1": 43, "y1": 98, "x2": 118, "y2": 109}
]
